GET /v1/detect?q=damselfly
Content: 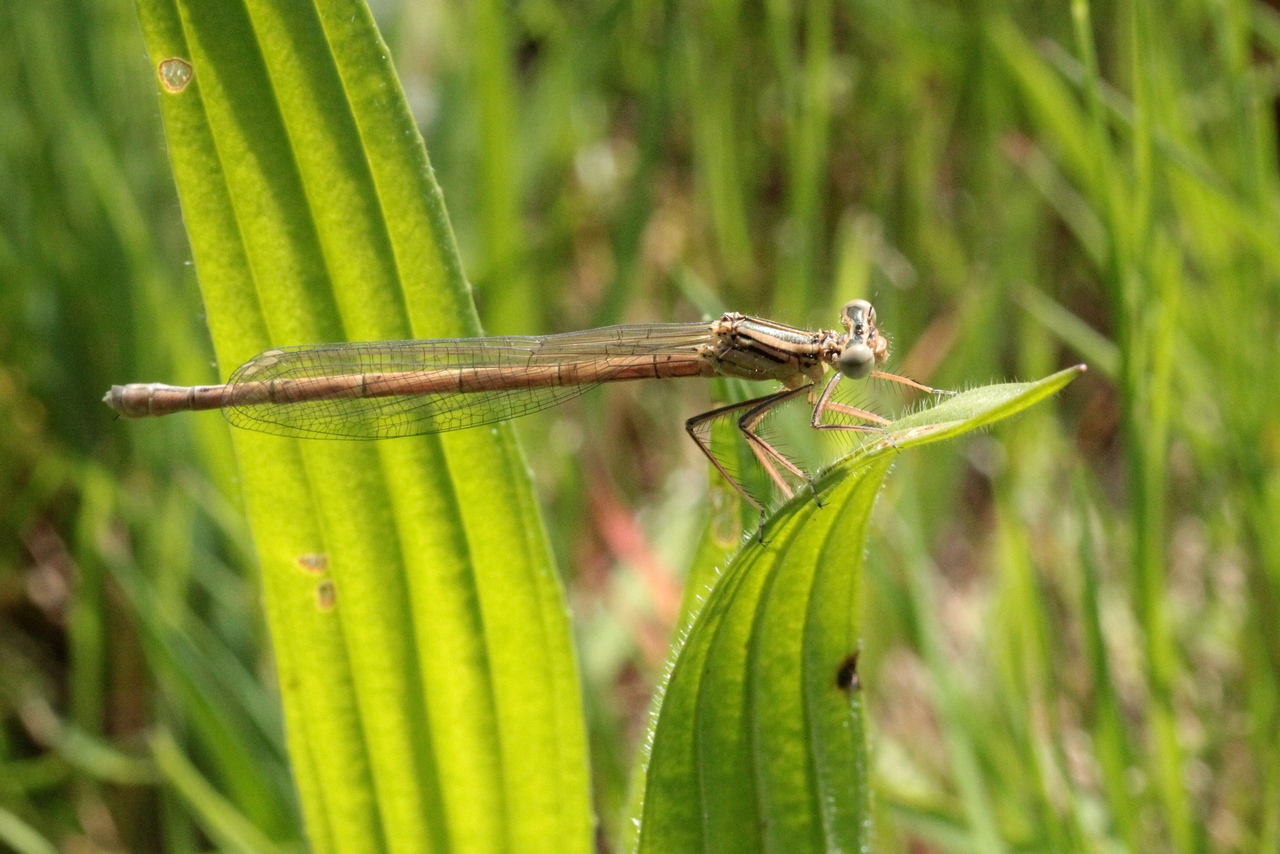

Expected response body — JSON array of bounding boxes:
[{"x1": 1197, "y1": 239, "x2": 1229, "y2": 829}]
[{"x1": 105, "y1": 300, "x2": 949, "y2": 511}]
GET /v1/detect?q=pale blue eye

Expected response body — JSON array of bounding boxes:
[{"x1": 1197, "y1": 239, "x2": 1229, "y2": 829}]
[{"x1": 837, "y1": 344, "x2": 874, "y2": 379}]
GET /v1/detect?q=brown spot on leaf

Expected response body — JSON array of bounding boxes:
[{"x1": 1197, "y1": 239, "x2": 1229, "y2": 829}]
[
  {"x1": 835, "y1": 652, "x2": 860, "y2": 691},
  {"x1": 316, "y1": 580, "x2": 337, "y2": 611},
  {"x1": 296, "y1": 553, "x2": 328, "y2": 574}
]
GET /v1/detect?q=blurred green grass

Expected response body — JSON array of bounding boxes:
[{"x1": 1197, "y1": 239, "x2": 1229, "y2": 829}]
[{"x1": 2, "y1": 0, "x2": 1278, "y2": 851}]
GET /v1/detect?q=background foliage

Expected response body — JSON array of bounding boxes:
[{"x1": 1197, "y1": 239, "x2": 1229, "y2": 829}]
[{"x1": 2, "y1": 0, "x2": 1278, "y2": 851}]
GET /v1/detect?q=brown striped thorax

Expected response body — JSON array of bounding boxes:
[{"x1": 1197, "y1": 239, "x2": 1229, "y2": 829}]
[{"x1": 698, "y1": 299, "x2": 888, "y2": 387}]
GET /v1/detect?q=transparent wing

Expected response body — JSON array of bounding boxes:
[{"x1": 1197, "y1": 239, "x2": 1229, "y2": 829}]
[{"x1": 224, "y1": 322, "x2": 714, "y2": 439}]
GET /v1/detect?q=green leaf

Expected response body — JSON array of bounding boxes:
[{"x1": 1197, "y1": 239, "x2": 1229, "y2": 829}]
[
  {"x1": 629, "y1": 366, "x2": 1085, "y2": 853},
  {"x1": 0, "y1": 807, "x2": 59, "y2": 854},
  {"x1": 128, "y1": 1, "x2": 591, "y2": 852},
  {"x1": 150, "y1": 731, "x2": 295, "y2": 854}
]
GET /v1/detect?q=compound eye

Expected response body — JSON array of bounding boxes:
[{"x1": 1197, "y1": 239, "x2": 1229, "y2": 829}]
[
  {"x1": 841, "y1": 299, "x2": 873, "y2": 330},
  {"x1": 837, "y1": 343, "x2": 874, "y2": 380}
]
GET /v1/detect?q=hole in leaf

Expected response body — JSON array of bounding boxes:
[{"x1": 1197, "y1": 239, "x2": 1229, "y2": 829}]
[
  {"x1": 835, "y1": 652, "x2": 860, "y2": 691},
  {"x1": 157, "y1": 58, "x2": 193, "y2": 93}
]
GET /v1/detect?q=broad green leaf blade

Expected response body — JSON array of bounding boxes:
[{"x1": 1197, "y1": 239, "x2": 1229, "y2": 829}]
[
  {"x1": 886, "y1": 365, "x2": 1087, "y2": 449},
  {"x1": 630, "y1": 366, "x2": 1084, "y2": 852},
  {"x1": 129, "y1": 2, "x2": 591, "y2": 852}
]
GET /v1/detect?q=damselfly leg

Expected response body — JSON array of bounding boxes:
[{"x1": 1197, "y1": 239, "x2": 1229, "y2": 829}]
[{"x1": 686, "y1": 391, "x2": 800, "y2": 515}]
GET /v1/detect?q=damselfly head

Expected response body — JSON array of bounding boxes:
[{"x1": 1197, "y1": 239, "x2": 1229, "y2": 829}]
[
  {"x1": 837, "y1": 300, "x2": 888, "y2": 379},
  {"x1": 840, "y1": 299, "x2": 875, "y2": 333}
]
